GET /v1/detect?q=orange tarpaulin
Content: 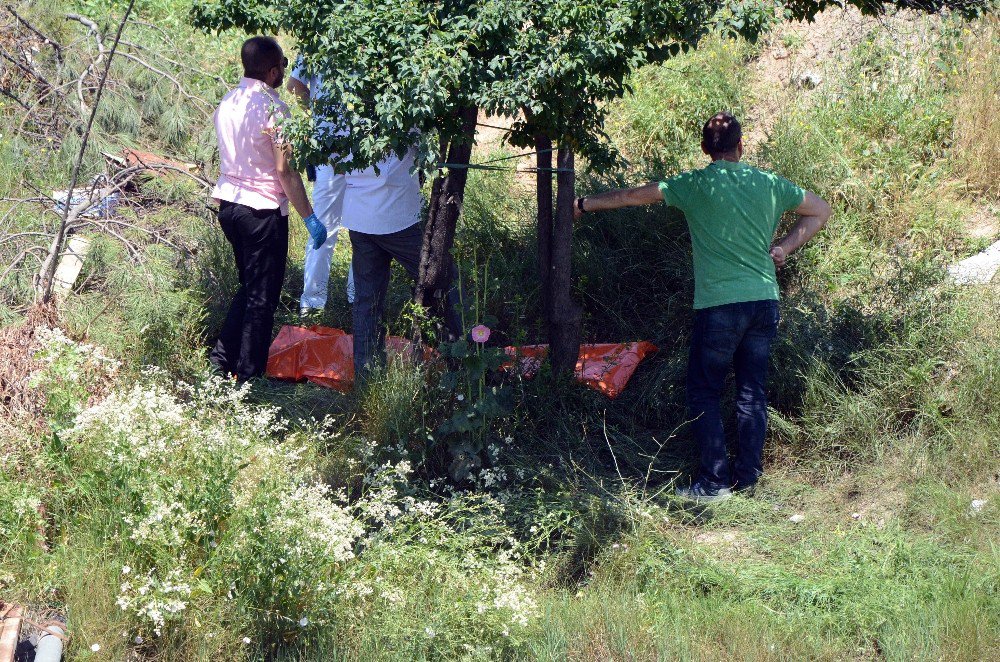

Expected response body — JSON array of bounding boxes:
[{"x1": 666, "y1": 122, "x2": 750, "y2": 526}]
[
  {"x1": 265, "y1": 325, "x2": 426, "y2": 392},
  {"x1": 503, "y1": 342, "x2": 658, "y2": 398},
  {"x1": 267, "y1": 326, "x2": 657, "y2": 398}
]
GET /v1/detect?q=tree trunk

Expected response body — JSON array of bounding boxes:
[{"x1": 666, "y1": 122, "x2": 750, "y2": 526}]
[
  {"x1": 535, "y1": 134, "x2": 553, "y2": 325},
  {"x1": 548, "y1": 144, "x2": 582, "y2": 375},
  {"x1": 414, "y1": 105, "x2": 478, "y2": 340}
]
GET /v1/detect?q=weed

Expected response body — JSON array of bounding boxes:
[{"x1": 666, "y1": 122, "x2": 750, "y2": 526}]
[{"x1": 949, "y1": 17, "x2": 1000, "y2": 198}]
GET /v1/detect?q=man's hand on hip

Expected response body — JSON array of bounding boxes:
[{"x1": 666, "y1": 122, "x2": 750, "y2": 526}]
[
  {"x1": 770, "y1": 191, "x2": 832, "y2": 267},
  {"x1": 769, "y1": 245, "x2": 787, "y2": 269}
]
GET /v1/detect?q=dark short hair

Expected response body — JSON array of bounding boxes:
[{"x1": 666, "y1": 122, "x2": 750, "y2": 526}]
[
  {"x1": 702, "y1": 112, "x2": 742, "y2": 156},
  {"x1": 241, "y1": 36, "x2": 283, "y2": 80}
]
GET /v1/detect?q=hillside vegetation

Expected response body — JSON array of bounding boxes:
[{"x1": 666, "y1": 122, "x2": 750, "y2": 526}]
[{"x1": 1, "y1": 1, "x2": 998, "y2": 660}]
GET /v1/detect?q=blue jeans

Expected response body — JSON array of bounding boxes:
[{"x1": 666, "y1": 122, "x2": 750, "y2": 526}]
[{"x1": 687, "y1": 299, "x2": 779, "y2": 490}]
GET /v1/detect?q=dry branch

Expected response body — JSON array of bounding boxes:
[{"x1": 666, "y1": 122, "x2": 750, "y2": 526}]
[
  {"x1": 113, "y1": 49, "x2": 214, "y2": 114},
  {"x1": 64, "y1": 13, "x2": 106, "y2": 119},
  {"x1": 119, "y1": 36, "x2": 227, "y2": 87},
  {"x1": 7, "y1": 5, "x2": 63, "y2": 65},
  {"x1": 39, "y1": 0, "x2": 137, "y2": 303}
]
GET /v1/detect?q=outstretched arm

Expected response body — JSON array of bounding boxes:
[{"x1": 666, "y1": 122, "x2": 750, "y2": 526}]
[
  {"x1": 574, "y1": 183, "x2": 663, "y2": 220},
  {"x1": 770, "y1": 191, "x2": 832, "y2": 268}
]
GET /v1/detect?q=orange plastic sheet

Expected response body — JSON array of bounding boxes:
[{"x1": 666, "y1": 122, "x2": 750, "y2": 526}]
[
  {"x1": 504, "y1": 342, "x2": 658, "y2": 399},
  {"x1": 266, "y1": 325, "x2": 427, "y2": 392},
  {"x1": 267, "y1": 326, "x2": 657, "y2": 398}
]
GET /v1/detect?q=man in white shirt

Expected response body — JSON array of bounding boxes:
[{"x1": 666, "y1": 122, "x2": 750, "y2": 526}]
[
  {"x1": 345, "y1": 146, "x2": 464, "y2": 380},
  {"x1": 289, "y1": 57, "x2": 464, "y2": 380},
  {"x1": 286, "y1": 61, "x2": 354, "y2": 314}
]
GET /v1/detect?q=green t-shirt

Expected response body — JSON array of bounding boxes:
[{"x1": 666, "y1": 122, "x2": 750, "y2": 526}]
[{"x1": 658, "y1": 160, "x2": 805, "y2": 310}]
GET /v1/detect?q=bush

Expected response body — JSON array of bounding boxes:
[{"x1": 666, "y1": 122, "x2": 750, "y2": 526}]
[
  {"x1": 21, "y1": 344, "x2": 541, "y2": 657},
  {"x1": 605, "y1": 36, "x2": 756, "y2": 177}
]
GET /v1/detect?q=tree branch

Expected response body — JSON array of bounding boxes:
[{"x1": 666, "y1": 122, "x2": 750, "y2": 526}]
[
  {"x1": 7, "y1": 5, "x2": 64, "y2": 65},
  {"x1": 119, "y1": 37, "x2": 227, "y2": 87},
  {"x1": 113, "y1": 49, "x2": 214, "y2": 114},
  {"x1": 64, "y1": 12, "x2": 106, "y2": 120},
  {"x1": 40, "y1": 0, "x2": 137, "y2": 303}
]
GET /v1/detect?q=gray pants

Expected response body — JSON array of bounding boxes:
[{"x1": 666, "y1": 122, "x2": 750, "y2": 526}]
[{"x1": 349, "y1": 222, "x2": 464, "y2": 379}]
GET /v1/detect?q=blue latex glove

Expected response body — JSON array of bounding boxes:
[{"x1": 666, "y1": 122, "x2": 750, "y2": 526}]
[{"x1": 303, "y1": 213, "x2": 327, "y2": 250}]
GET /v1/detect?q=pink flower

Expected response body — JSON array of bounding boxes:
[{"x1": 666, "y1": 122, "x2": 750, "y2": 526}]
[{"x1": 471, "y1": 324, "x2": 491, "y2": 343}]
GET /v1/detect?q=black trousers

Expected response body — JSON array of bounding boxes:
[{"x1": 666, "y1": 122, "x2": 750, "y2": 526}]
[{"x1": 210, "y1": 201, "x2": 288, "y2": 381}]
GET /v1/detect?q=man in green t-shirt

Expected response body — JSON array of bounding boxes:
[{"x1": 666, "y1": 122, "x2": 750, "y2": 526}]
[{"x1": 575, "y1": 112, "x2": 831, "y2": 502}]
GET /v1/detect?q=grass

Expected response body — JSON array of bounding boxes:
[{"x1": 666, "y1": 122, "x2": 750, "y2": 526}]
[
  {"x1": 1, "y1": 2, "x2": 998, "y2": 660},
  {"x1": 949, "y1": 16, "x2": 1000, "y2": 198}
]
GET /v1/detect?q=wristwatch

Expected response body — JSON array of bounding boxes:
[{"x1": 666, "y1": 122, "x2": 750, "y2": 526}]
[{"x1": 576, "y1": 197, "x2": 586, "y2": 213}]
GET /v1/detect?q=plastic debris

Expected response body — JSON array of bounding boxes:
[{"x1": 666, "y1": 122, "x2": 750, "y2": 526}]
[
  {"x1": 50, "y1": 235, "x2": 92, "y2": 298},
  {"x1": 266, "y1": 325, "x2": 430, "y2": 392},
  {"x1": 971, "y1": 498, "x2": 988, "y2": 514},
  {"x1": 788, "y1": 514, "x2": 805, "y2": 523},
  {"x1": 504, "y1": 342, "x2": 658, "y2": 398},
  {"x1": 792, "y1": 71, "x2": 822, "y2": 89},
  {"x1": 948, "y1": 240, "x2": 1000, "y2": 285},
  {"x1": 51, "y1": 186, "x2": 118, "y2": 219},
  {"x1": 33, "y1": 622, "x2": 65, "y2": 662}
]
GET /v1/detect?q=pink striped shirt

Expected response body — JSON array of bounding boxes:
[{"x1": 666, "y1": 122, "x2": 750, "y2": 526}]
[{"x1": 211, "y1": 78, "x2": 290, "y2": 214}]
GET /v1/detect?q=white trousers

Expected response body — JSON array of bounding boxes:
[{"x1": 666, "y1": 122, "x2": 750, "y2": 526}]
[{"x1": 301, "y1": 165, "x2": 355, "y2": 309}]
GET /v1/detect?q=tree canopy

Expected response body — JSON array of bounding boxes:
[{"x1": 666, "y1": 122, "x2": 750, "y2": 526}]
[{"x1": 192, "y1": 0, "x2": 991, "y2": 174}]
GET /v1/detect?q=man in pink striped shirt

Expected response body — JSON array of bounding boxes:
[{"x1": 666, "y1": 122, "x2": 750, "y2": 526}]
[{"x1": 210, "y1": 36, "x2": 322, "y2": 382}]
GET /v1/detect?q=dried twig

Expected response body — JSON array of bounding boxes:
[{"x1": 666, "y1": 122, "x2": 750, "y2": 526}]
[
  {"x1": 0, "y1": 245, "x2": 46, "y2": 290},
  {"x1": 7, "y1": 5, "x2": 64, "y2": 65},
  {"x1": 119, "y1": 37, "x2": 227, "y2": 87},
  {"x1": 40, "y1": 0, "x2": 138, "y2": 303},
  {"x1": 0, "y1": 86, "x2": 30, "y2": 110},
  {"x1": 113, "y1": 50, "x2": 214, "y2": 114},
  {"x1": 64, "y1": 13, "x2": 106, "y2": 120},
  {"x1": 0, "y1": 46, "x2": 55, "y2": 90}
]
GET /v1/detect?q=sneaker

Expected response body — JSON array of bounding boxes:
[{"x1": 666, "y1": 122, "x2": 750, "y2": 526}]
[{"x1": 675, "y1": 481, "x2": 733, "y2": 504}]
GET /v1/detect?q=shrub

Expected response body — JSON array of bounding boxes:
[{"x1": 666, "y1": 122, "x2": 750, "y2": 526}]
[
  {"x1": 605, "y1": 36, "x2": 756, "y2": 177},
  {"x1": 26, "y1": 341, "x2": 541, "y2": 657}
]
